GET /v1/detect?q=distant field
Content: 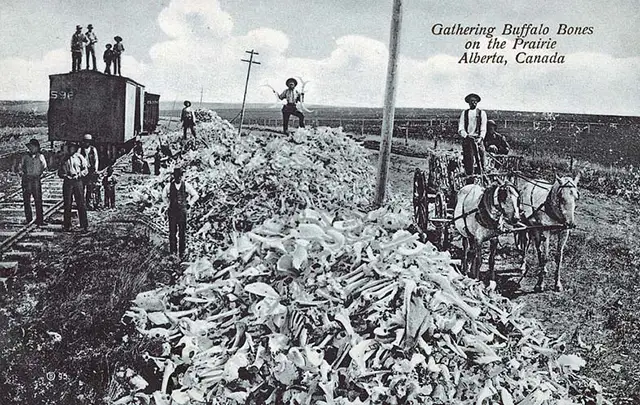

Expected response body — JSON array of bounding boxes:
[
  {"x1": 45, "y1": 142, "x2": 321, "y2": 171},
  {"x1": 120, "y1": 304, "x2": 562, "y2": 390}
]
[{"x1": 1, "y1": 100, "x2": 639, "y2": 167}]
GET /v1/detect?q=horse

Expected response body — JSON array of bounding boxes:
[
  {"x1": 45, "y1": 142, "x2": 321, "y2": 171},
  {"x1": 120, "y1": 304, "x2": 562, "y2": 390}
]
[
  {"x1": 516, "y1": 174, "x2": 580, "y2": 292},
  {"x1": 453, "y1": 181, "x2": 521, "y2": 282}
]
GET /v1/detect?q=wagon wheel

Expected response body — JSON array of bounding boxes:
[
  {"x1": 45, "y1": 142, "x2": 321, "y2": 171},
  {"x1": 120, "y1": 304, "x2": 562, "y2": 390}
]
[
  {"x1": 433, "y1": 191, "x2": 451, "y2": 251},
  {"x1": 412, "y1": 168, "x2": 429, "y2": 235}
]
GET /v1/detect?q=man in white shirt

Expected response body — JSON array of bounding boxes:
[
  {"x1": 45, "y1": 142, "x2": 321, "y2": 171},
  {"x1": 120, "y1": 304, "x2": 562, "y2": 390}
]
[
  {"x1": 458, "y1": 93, "x2": 488, "y2": 184},
  {"x1": 162, "y1": 167, "x2": 199, "y2": 258},
  {"x1": 20, "y1": 139, "x2": 48, "y2": 226},
  {"x1": 277, "y1": 78, "x2": 305, "y2": 134},
  {"x1": 85, "y1": 24, "x2": 98, "y2": 70},
  {"x1": 58, "y1": 142, "x2": 89, "y2": 232},
  {"x1": 80, "y1": 133, "x2": 100, "y2": 210}
]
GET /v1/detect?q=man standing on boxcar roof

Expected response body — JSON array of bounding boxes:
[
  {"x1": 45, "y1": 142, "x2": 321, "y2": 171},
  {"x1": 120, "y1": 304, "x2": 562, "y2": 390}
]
[
  {"x1": 58, "y1": 142, "x2": 89, "y2": 232},
  {"x1": 458, "y1": 93, "x2": 487, "y2": 184},
  {"x1": 80, "y1": 134, "x2": 100, "y2": 210},
  {"x1": 85, "y1": 24, "x2": 98, "y2": 71},
  {"x1": 71, "y1": 25, "x2": 87, "y2": 72},
  {"x1": 19, "y1": 139, "x2": 48, "y2": 226}
]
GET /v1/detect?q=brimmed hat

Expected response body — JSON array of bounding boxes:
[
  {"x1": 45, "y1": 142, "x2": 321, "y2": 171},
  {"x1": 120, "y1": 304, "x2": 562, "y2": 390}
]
[
  {"x1": 487, "y1": 119, "x2": 497, "y2": 128},
  {"x1": 66, "y1": 141, "x2": 79, "y2": 148},
  {"x1": 105, "y1": 44, "x2": 112, "y2": 48},
  {"x1": 25, "y1": 138, "x2": 40, "y2": 149},
  {"x1": 83, "y1": 133, "x2": 93, "y2": 141},
  {"x1": 286, "y1": 78, "x2": 297, "y2": 86},
  {"x1": 464, "y1": 93, "x2": 481, "y2": 103},
  {"x1": 87, "y1": 24, "x2": 93, "y2": 29},
  {"x1": 114, "y1": 35, "x2": 122, "y2": 42},
  {"x1": 184, "y1": 100, "x2": 191, "y2": 107},
  {"x1": 76, "y1": 25, "x2": 82, "y2": 30}
]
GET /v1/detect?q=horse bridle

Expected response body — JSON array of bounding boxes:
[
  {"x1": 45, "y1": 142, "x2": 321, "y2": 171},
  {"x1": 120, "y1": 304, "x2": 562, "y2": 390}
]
[{"x1": 523, "y1": 178, "x2": 577, "y2": 225}]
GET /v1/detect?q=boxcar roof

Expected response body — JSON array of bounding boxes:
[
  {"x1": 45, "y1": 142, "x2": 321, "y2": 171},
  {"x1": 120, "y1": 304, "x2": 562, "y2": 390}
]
[{"x1": 49, "y1": 70, "x2": 145, "y2": 87}]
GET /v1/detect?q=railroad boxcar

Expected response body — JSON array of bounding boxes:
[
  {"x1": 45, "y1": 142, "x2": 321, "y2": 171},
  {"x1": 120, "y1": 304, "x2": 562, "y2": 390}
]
[
  {"x1": 143, "y1": 92, "x2": 160, "y2": 134},
  {"x1": 48, "y1": 71, "x2": 160, "y2": 165}
]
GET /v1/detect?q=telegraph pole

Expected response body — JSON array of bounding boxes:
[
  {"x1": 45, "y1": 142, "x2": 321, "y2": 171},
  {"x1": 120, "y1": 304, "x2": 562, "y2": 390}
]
[
  {"x1": 239, "y1": 50, "x2": 261, "y2": 135},
  {"x1": 374, "y1": 0, "x2": 403, "y2": 206}
]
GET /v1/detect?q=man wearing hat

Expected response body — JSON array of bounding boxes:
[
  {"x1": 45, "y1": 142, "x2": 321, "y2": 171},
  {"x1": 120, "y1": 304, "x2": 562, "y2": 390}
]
[
  {"x1": 80, "y1": 133, "x2": 100, "y2": 210},
  {"x1": 58, "y1": 142, "x2": 89, "y2": 232},
  {"x1": 162, "y1": 167, "x2": 199, "y2": 258},
  {"x1": 71, "y1": 25, "x2": 88, "y2": 72},
  {"x1": 277, "y1": 78, "x2": 305, "y2": 134},
  {"x1": 483, "y1": 120, "x2": 510, "y2": 155},
  {"x1": 458, "y1": 93, "x2": 488, "y2": 183},
  {"x1": 113, "y1": 36, "x2": 124, "y2": 76},
  {"x1": 85, "y1": 24, "x2": 98, "y2": 70},
  {"x1": 180, "y1": 101, "x2": 197, "y2": 139},
  {"x1": 19, "y1": 139, "x2": 48, "y2": 226}
]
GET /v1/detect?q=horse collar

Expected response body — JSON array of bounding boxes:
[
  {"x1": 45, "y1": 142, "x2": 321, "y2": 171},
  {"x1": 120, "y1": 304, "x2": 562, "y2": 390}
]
[
  {"x1": 544, "y1": 183, "x2": 566, "y2": 223},
  {"x1": 476, "y1": 185, "x2": 500, "y2": 229}
]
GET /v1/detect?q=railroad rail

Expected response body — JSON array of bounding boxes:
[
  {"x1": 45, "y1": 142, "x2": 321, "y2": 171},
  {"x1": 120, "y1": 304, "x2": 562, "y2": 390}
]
[{"x1": 0, "y1": 151, "x2": 132, "y2": 281}]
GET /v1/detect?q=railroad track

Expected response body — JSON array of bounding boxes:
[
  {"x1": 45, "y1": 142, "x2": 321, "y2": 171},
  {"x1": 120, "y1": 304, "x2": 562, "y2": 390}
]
[{"x1": 0, "y1": 152, "x2": 132, "y2": 283}]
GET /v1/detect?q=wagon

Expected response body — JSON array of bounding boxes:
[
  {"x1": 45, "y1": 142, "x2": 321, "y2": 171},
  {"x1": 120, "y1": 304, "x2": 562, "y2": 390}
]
[{"x1": 413, "y1": 149, "x2": 529, "y2": 279}]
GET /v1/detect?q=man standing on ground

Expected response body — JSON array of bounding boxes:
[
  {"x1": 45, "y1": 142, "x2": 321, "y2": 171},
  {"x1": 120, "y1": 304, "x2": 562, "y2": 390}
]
[
  {"x1": 58, "y1": 142, "x2": 89, "y2": 232},
  {"x1": 20, "y1": 139, "x2": 47, "y2": 226},
  {"x1": 277, "y1": 78, "x2": 305, "y2": 134},
  {"x1": 85, "y1": 24, "x2": 98, "y2": 70},
  {"x1": 71, "y1": 25, "x2": 87, "y2": 72},
  {"x1": 180, "y1": 101, "x2": 196, "y2": 140},
  {"x1": 162, "y1": 167, "x2": 199, "y2": 258},
  {"x1": 458, "y1": 93, "x2": 487, "y2": 184},
  {"x1": 80, "y1": 134, "x2": 99, "y2": 210}
]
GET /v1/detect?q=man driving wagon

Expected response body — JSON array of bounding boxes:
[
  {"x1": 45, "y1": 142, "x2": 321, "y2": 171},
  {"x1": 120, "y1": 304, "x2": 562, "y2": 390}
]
[{"x1": 458, "y1": 93, "x2": 487, "y2": 184}]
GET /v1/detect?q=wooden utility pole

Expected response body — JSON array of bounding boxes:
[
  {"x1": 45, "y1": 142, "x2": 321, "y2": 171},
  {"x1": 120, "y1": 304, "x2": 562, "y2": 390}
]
[
  {"x1": 374, "y1": 0, "x2": 403, "y2": 206},
  {"x1": 239, "y1": 50, "x2": 261, "y2": 135}
]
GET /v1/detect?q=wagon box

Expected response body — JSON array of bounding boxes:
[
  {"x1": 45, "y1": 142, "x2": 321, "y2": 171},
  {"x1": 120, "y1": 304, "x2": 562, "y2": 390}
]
[{"x1": 47, "y1": 71, "x2": 145, "y2": 144}]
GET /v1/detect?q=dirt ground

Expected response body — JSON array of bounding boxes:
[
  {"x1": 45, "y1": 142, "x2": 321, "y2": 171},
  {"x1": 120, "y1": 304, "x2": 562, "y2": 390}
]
[
  {"x1": 0, "y1": 165, "x2": 182, "y2": 404},
  {"x1": 377, "y1": 150, "x2": 640, "y2": 404}
]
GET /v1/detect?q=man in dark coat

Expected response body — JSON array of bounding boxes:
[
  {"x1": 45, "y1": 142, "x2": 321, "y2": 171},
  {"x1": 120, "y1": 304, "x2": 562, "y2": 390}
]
[
  {"x1": 483, "y1": 120, "x2": 510, "y2": 155},
  {"x1": 162, "y1": 167, "x2": 199, "y2": 258},
  {"x1": 71, "y1": 25, "x2": 87, "y2": 72}
]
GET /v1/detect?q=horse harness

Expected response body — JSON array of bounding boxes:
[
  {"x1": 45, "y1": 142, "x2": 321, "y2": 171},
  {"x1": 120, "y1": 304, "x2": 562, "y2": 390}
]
[
  {"x1": 522, "y1": 178, "x2": 577, "y2": 226},
  {"x1": 456, "y1": 183, "x2": 517, "y2": 236}
]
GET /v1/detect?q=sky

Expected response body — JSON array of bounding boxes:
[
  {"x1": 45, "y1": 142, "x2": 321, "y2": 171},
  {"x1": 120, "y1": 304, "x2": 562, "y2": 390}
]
[{"x1": 0, "y1": 0, "x2": 639, "y2": 115}]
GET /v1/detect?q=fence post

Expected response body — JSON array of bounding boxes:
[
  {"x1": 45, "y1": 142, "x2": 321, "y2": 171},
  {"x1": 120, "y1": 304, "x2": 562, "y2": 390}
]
[{"x1": 405, "y1": 126, "x2": 409, "y2": 146}]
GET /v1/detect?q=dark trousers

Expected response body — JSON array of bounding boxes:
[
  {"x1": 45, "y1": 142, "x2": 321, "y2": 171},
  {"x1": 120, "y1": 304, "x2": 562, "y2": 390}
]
[
  {"x1": 72, "y1": 51, "x2": 82, "y2": 72},
  {"x1": 83, "y1": 173, "x2": 98, "y2": 209},
  {"x1": 282, "y1": 104, "x2": 305, "y2": 133},
  {"x1": 462, "y1": 137, "x2": 486, "y2": 180},
  {"x1": 183, "y1": 124, "x2": 196, "y2": 139},
  {"x1": 168, "y1": 209, "x2": 187, "y2": 257},
  {"x1": 86, "y1": 45, "x2": 96, "y2": 70},
  {"x1": 104, "y1": 185, "x2": 116, "y2": 208},
  {"x1": 63, "y1": 179, "x2": 88, "y2": 229},
  {"x1": 113, "y1": 55, "x2": 121, "y2": 76},
  {"x1": 22, "y1": 177, "x2": 43, "y2": 224},
  {"x1": 104, "y1": 61, "x2": 112, "y2": 75}
]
